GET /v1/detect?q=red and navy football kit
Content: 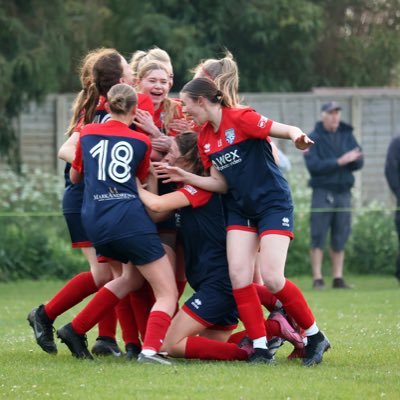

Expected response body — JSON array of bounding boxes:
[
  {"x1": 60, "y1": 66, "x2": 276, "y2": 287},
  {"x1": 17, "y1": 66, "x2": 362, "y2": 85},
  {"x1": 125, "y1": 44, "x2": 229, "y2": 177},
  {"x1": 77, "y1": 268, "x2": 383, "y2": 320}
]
[
  {"x1": 62, "y1": 94, "x2": 154, "y2": 248},
  {"x1": 153, "y1": 101, "x2": 184, "y2": 137},
  {"x1": 198, "y1": 107, "x2": 294, "y2": 239},
  {"x1": 177, "y1": 185, "x2": 238, "y2": 329},
  {"x1": 72, "y1": 120, "x2": 164, "y2": 265}
]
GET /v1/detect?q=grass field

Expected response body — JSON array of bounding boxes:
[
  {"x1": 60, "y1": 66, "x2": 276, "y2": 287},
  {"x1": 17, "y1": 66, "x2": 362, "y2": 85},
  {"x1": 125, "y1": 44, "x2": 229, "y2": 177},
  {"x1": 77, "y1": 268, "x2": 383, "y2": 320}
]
[{"x1": 1, "y1": 276, "x2": 399, "y2": 400}]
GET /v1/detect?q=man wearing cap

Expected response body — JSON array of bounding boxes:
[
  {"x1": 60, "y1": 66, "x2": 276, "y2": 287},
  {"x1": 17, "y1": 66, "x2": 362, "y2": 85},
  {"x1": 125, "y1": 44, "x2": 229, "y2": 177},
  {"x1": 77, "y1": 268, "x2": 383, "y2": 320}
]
[{"x1": 304, "y1": 101, "x2": 364, "y2": 289}]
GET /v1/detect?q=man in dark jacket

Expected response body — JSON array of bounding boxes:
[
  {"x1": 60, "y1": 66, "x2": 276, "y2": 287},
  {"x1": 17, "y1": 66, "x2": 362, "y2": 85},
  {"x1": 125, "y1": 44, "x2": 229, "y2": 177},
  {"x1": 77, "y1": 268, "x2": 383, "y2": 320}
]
[
  {"x1": 304, "y1": 101, "x2": 364, "y2": 289},
  {"x1": 384, "y1": 136, "x2": 400, "y2": 282}
]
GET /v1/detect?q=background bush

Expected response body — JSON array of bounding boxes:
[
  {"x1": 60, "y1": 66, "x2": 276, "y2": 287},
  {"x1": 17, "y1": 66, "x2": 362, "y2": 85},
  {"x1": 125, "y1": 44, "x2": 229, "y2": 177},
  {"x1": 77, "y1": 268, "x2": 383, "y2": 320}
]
[
  {"x1": 286, "y1": 173, "x2": 397, "y2": 277},
  {"x1": 0, "y1": 167, "x2": 86, "y2": 282},
  {"x1": 0, "y1": 168, "x2": 397, "y2": 281}
]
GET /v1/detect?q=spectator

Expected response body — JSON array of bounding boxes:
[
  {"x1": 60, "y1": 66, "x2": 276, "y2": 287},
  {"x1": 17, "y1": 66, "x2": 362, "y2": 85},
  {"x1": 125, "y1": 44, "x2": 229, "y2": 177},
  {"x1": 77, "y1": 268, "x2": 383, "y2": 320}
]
[
  {"x1": 304, "y1": 101, "x2": 363, "y2": 289},
  {"x1": 384, "y1": 136, "x2": 400, "y2": 283}
]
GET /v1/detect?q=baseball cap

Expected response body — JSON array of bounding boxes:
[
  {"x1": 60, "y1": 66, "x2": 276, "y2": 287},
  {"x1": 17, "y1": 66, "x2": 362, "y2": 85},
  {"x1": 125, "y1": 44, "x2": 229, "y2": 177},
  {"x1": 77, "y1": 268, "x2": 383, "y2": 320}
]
[{"x1": 321, "y1": 101, "x2": 342, "y2": 113}]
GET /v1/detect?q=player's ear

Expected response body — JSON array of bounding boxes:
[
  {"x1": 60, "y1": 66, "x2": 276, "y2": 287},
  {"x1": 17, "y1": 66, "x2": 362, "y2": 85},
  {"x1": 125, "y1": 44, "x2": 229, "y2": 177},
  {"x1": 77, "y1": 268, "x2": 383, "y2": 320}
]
[{"x1": 104, "y1": 102, "x2": 111, "y2": 113}]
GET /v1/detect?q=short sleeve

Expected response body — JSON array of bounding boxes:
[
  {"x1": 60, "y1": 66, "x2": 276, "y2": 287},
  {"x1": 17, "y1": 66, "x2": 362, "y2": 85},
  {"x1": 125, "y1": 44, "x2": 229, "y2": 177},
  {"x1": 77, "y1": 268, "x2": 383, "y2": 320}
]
[
  {"x1": 71, "y1": 138, "x2": 83, "y2": 174},
  {"x1": 178, "y1": 185, "x2": 213, "y2": 208},
  {"x1": 136, "y1": 137, "x2": 152, "y2": 182},
  {"x1": 236, "y1": 109, "x2": 273, "y2": 139},
  {"x1": 138, "y1": 93, "x2": 155, "y2": 117}
]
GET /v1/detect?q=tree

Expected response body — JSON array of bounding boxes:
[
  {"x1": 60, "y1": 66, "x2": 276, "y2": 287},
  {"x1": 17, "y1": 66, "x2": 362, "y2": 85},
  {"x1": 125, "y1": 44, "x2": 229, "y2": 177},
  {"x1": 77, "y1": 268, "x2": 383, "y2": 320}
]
[
  {"x1": 105, "y1": 0, "x2": 323, "y2": 92},
  {"x1": 0, "y1": 0, "x2": 110, "y2": 165},
  {"x1": 0, "y1": 0, "x2": 70, "y2": 165},
  {"x1": 312, "y1": 0, "x2": 400, "y2": 87}
]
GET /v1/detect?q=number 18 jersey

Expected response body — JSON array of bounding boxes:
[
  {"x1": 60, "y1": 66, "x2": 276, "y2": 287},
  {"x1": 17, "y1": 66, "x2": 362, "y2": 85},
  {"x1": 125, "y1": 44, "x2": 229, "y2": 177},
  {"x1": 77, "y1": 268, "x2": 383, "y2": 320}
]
[{"x1": 72, "y1": 120, "x2": 156, "y2": 246}]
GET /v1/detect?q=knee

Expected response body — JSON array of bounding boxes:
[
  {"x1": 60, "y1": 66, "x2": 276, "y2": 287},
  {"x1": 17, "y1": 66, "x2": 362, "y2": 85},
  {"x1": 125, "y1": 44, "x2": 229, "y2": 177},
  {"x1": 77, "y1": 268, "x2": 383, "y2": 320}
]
[
  {"x1": 92, "y1": 268, "x2": 113, "y2": 288},
  {"x1": 229, "y1": 265, "x2": 253, "y2": 289},
  {"x1": 263, "y1": 275, "x2": 285, "y2": 293}
]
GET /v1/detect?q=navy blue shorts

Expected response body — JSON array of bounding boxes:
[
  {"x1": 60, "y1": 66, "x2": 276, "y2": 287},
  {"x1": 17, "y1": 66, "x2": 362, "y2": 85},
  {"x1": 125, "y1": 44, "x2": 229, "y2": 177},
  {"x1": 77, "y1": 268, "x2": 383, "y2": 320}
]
[
  {"x1": 225, "y1": 206, "x2": 294, "y2": 239},
  {"x1": 310, "y1": 188, "x2": 351, "y2": 251},
  {"x1": 95, "y1": 233, "x2": 165, "y2": 266},
  {"x1": 63, "y1": 213, "x2": 92, "y2": 248},
  {"x1": 182, "y1": 283, "x2": 238, "y2": 330}
]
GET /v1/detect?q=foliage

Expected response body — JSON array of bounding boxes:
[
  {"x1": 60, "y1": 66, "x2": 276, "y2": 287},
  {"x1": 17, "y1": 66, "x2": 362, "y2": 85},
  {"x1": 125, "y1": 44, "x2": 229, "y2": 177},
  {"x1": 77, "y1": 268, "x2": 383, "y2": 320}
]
[
  {"x1": 0, "y1": 217, "x2": 86, "y2": 282},
  {"x1": 3, "y1": 1, "x2": 400, "y2": 161},
  {"x1": 0, "y1": 0, "x2": 70, "y2": 164},
  {"x1": 312, "y1": 0, "x2": 400, "y2": 87},
  {"x1": 105, "y1": 0, "x2": 323, "y2": 92},
  {"x1": 0, "y1": 165, "x2": 63, "y2": 212},
  {"x1": 0, "y1": 0, "x2": 109, "y2": 162},
  {"x1": 346, "y1": 202, "x2": 397, "y2": 274},
  {"x1": 285, "y1": 172, "x2": 397, "y2": 276},
  {"x1": 0, "y1": 166, "x2": 85, "y2": 282}
]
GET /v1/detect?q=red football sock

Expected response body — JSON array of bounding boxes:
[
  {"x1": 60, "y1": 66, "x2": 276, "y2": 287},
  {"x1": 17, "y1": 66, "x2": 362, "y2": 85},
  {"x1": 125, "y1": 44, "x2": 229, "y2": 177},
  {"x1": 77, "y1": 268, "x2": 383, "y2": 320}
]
[
  {"x1": 185, "y1": 336, "x2": 248, "y2": 361},
  {"x1": 274, "y1": 279, "x2": 315, "y2": 330},
  {"x1": 72, "y1": 287, "x2": 119, "y2": 335},
  {"x1": 97, "y1": 307, "x2": 117, "y2": 340},
  {"x1": 130, "y1": 282, "x2": 154, "y2": 340},
  {"x1": 44, "y1": 272, "x2": 98, "y2": 321},
  {"x1": 227, "y1": 330, "x2": 248, "y2": 345},
  {"x1": 176, "y1": 280, "x2": 187, "y2": 300},
  {"x1": 232, "y1": 284, "x2": 266, "y2": 340},
  {"x1": 254, "y1": 283, "x2": 278, "y2": 312},
  {"x1": 142, "y1": 311, "x2": 171, "y2": 353},
  {"x1": 116, "y1": 295, "x2": 140, "y2": 346}
]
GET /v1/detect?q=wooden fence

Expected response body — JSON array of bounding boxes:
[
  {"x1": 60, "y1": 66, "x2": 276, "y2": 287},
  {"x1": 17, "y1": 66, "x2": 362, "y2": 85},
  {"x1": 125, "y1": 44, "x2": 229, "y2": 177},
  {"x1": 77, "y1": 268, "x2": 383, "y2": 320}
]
[{"x1": 13, "y1": 88, "x2": 400, "y2": 207}]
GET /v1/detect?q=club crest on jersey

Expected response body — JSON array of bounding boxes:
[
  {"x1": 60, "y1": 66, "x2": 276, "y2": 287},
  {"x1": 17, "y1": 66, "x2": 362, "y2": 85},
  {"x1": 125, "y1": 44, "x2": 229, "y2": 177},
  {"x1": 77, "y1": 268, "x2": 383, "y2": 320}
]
[
  {"x1": 225, "y1": 128, "x2": 236, "y2": 144},
  {"x1": 258, "y1": 115, "x2": 268, "y2": 128},
  {"x1": 204, "y1": 143, "x2": 211, "y2": 153}
]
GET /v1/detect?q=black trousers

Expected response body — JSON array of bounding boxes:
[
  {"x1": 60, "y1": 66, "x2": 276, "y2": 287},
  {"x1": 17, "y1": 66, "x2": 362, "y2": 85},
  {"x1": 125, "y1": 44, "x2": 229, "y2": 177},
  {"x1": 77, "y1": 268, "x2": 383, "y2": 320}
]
[{"x1": 395, "y1": 206, "x2": 400, "y2": 279}]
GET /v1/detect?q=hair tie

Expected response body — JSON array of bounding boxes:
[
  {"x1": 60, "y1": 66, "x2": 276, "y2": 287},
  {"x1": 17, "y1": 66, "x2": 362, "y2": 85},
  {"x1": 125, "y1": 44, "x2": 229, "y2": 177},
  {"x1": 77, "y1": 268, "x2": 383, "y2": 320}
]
[{"x1": 201, "y1": 66, "x2": 214, "y2": 81}]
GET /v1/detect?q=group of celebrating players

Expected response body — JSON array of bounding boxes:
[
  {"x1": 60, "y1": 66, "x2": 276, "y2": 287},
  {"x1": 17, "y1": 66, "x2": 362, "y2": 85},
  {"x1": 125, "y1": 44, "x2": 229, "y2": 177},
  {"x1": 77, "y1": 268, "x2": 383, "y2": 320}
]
[{"x1": 27, "y1": 46, "x2": 330, "y2": 366}]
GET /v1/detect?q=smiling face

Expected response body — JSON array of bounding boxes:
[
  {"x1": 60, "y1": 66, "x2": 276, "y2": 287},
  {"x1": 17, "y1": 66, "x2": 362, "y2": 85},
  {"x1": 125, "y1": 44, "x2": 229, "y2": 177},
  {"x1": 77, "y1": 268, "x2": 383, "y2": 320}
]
[
  {"x1": 180, "y1": 92, "x2": 208, "y2": 125},
  {"x1": 138, "y1": 69, "x2": 170, "y2": 109}
]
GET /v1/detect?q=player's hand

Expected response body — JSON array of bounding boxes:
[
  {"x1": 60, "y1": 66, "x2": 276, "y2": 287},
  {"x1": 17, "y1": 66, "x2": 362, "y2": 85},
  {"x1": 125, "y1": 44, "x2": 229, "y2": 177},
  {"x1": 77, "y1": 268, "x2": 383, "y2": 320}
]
[
  {"x1": 294, "y1": 133, "x2": 314, "y2": 150},
  {"x1": 134, "y1": 109, "x2": 160, "y2": 137},
  {"x1": 167, "y1": 118, "x2": 194, "y2": 134},
  {"x1": 153, "y1": 162, "x2": 189, "y2": 183},
  {"x1": 151, "y1": 136, "x2": 172, "y2": 153}
]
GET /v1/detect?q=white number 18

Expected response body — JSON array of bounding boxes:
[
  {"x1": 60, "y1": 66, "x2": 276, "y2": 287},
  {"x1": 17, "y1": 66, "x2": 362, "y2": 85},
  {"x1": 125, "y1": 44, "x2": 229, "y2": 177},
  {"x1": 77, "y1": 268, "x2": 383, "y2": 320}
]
[{"x1": 90, "y1": 140, "x2": 133, "y2": 183}]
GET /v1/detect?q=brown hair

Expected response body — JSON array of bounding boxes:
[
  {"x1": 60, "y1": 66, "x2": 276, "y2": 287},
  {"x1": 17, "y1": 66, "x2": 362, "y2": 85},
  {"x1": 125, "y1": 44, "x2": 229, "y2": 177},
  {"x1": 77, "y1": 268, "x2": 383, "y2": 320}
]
[
  {"x1": 175, "y1": 132, "x2": 205, "y2": 176},
  {"x1": 107, "y1": 83, "x2": 137, "y2": 115},
  {"x1": 66, "y1": 48, "x2": 115, "y2": 136},
  {"x1": 93, "y1": 52, "x2": 124, "y2": 96},
  {"x1": 181, "y1": 78, "x2": 225, "y2": 106},
  {"x1": 137, "y1": 61, "x2": 180, "y2": 129},
  {"x1": 192, "y1": 51, "x2": 239, "y2": 107}
]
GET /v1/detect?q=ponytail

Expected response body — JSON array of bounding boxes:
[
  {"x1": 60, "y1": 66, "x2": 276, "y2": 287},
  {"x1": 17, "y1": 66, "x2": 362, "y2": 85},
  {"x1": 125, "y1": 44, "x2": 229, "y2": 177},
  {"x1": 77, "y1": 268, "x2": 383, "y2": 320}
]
[{"x1": 181, "y1": 78, "x2": 227, "y2": 107}]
